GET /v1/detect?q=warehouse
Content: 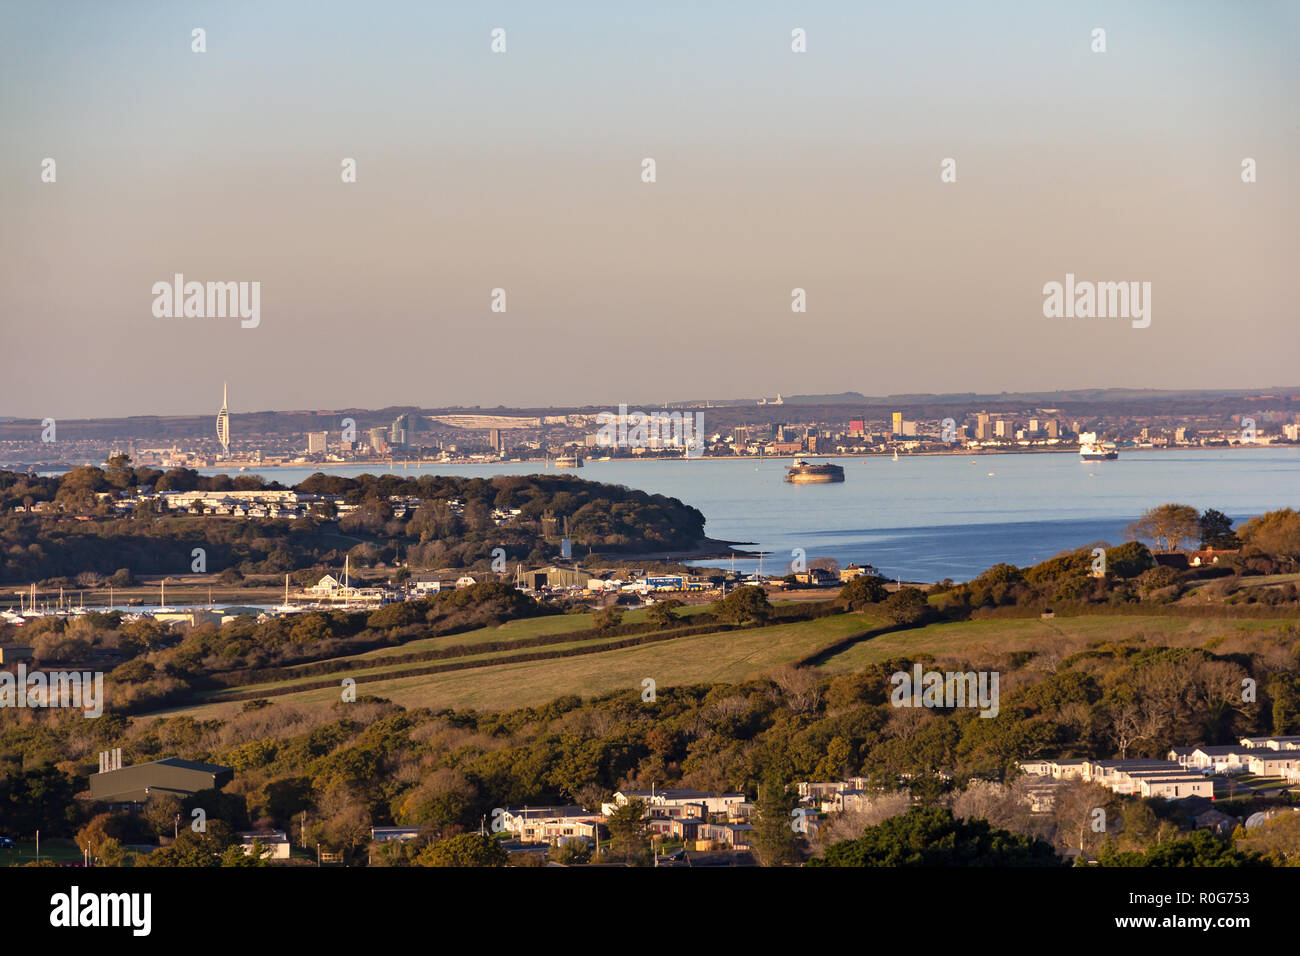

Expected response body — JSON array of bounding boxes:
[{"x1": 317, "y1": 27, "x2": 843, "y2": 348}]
[{"x1": 89, "y1": 756, "x2": 234, "y2": 808}]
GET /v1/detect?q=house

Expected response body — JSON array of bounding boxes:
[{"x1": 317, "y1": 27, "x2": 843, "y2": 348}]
[
  {"x1": 1193, "y1": 809, "x2": 1240, "y2": 835},
  {"x1": 410, "y1": 579, "x2": 442, "y2": 596},
  {"x1": 455, "y1": 575, "x2": 478, "y2": 590},
  {"x1": 645, "y1": 817, "x2": 700, "y2": 841},
  {"x1": 306, "y1": 574, "x2": 342, "y2": 596},
  {"x1": 0, "y1": 644, "x2": 35, "y2": 664},
  {"x1": 796, "y1": 778, "x2": 871, "y2": 800},
  {"x1": 1018, "y1": 760, "x2": 1055, "y2": 777},
  {"x1": 501, "y1": 806, "x2": 605, "y2": 844},
  {"x1": 796, "y1": 568, "x2": 836, "y2": 586},
  {"x1": 238, "y1": 829, "x2": 291, "y2": 860},
  {"x1": 607, "y1": 789, "x2": 745, "y2": 816},
  {"x1": 1246, "y1": 752, "x2": 1300, "y2": 781},
  {"x1": 1083, "y1": 760, "x2": 1182, "y2": 791},
  {"x1": 825, "y1": 790, "x2": 877, "y2": 814},
  {"x1": 1134, "y1": 773, "x2": 1213, "y2": 800},
  {"x1": 1182, "y1": 745, "x2": 1252, "y2": 774},
  {"x1": 696, "y1": 823, "x2": 753, "y2": 850},
  {"x1": 1240, "y1": 736, "x2": 1300, "y2": 751},
  {"x1": 370, "y1": 826, "x2": 424, "y2": 843},
  {"x1": 839, "y1": 564, "x2": 880, "y2": 582},
  {"x1": 1189, "y1": 548, "x2": 1238, "y2": 567}
]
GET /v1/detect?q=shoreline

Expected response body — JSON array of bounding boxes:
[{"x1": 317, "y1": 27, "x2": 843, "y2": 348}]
[{"x1": 8, "y1": 443, "x2": 1294, "y2": 473}]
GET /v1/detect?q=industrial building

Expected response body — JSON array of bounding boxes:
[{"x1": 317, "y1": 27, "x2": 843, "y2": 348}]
[{"x1": 89, "y1": 756, "x2": 234, "y2": 808}]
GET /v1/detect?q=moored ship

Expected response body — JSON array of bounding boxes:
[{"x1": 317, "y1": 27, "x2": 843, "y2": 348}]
[
  {"x1": 553, "y1": 454, "x2": 583, "y2": 469},
  {"x1": 784, "y1": 457, "x2": 845, "y2": 483}
]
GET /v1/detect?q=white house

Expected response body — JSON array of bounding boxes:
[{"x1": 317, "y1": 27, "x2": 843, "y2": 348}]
[
  {"x1": 1247, "y1": 752, "x2": 1300, "y2": 781},
  {"x1": 238, "y1": 829, "x2": 291, "y2": 860}
]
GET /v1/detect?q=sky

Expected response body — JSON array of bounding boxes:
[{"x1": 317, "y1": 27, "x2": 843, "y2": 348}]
[{"x1": 1, "y1": 1, "x2": 1297, "y2": 419}]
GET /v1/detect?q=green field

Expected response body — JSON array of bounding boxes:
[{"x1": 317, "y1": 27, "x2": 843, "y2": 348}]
[
  {"x1": 815, "y1": 614, "x2": 1286, "y2": 672},
  {"x1": 1, "y1": 838, "x2": 82, "y2": 865},
  {"x1": 139, "y1": 609, "x2": 1291, "y2": 724},
  {"x1": 149, "y1": 612, "x2": 880, "y2": 720}
]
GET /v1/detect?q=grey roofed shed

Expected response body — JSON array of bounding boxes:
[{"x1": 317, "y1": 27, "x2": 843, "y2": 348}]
[{"x1": 89, "y1": 757, "x2": 234, "y2": 804}]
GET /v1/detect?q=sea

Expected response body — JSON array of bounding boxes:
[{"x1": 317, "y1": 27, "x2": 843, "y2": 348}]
[{"x1": 194, "y1": 448, "x2": 1299, "y2": 583}]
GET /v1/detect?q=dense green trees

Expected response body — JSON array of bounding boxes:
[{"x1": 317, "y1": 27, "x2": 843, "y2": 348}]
[
  {"x1": 0, "y1": 468, "x2": 709, "y2": 583},
  {"x1": 415, "y1": 832, "x2": 508, "y2": 867},
  {"x1": 713, "y1": 586, "x2": 773, "y2": 625},
  {"x1": 811, "y1": 807, "x2": 1063, "y2": 867},
  {"x1": 837, "y1": 575, "x2": 888, "y2": 609}
]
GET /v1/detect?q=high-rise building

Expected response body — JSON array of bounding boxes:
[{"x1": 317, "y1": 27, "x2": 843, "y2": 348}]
[
  {"x1": 976, "y1": 413, "x2": 992, "y2": 441},
  {"x1": 307, "y1": 431, "x2": 328, "y2": 454},
  {"x1": 215, "y1": 382, "x2": 230, "y2": 459},
  {"x1": 489, "y1": 428, "x2": 503, "y2": 453},
  {"x1": 390, "y1": 413, "x2": 412, "y2": 447},
  {"x1": 995, "y1": 419, "x2": 1014, "y2": 439},
  {"x1": 1046, "y1": 419, "x2": 1059, "y2": 438},
  {"x1": 892, "y1": 412, "x2": 903, "y2": 436},
  {"x1": 368, "y1": 427, "x2": 388, "y2": 454}
]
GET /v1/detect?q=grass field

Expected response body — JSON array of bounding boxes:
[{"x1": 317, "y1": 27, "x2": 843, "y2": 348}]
[
  {"x1": 2, "y1": 838, "x2": 82, "y2": 865},
  {"x1": 148, "y1": 612, "x2": 880, "y2": 720},
  {"x1": 139, "y1": 608, "x2": 1292, "y2": 724},
  {"x1": 815, "y1": 614, "x2": 1289, "y2": 672}
]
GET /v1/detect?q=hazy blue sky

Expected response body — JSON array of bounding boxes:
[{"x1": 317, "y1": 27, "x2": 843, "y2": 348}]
[{"x1": 1, "y1": 1, "x2": 1297, "y2": 418}]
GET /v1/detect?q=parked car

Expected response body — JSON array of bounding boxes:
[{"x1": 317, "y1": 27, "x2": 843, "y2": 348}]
[{"x1": 0, "y1": 837, "x2": 16, "y2": 849}]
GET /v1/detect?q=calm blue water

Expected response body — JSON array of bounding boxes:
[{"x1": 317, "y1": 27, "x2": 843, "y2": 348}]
[{"x1": 201, "y1": 449, "x2": 1299, "y2": 582}]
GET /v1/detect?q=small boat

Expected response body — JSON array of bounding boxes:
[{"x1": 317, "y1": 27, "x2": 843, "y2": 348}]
[{"x1": 892, "y1": 449, "x2": 899, "y2": 462}]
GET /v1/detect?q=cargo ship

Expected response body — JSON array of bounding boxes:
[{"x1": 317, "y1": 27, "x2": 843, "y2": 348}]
[
  {"x1": 553, "y1": 455, "x2": 583, "y2": 469},
  {"x1": 784, "y1": 458, "x2": 845, "y2": 483},
  {"x1": 1078, "y1": 432, "x2": 1118, "y2": 461}
]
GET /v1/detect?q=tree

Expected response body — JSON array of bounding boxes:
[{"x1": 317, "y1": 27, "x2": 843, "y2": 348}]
[
  {"x1": 1104, "y1": 541, "x2": 1153, "y2": 579},
  {"x1": 1233, "y1": 812, "x2": 1300, "y2": 866},
  {"x1": 752, "y1": 778, "x2": 801, "y2": 866},
  {"x1": 810, "y1": 806, "x2": 1062, "y2": 867},
  {"x1": 415, "y1": 832, "x2": 508, "y2": 867},
  {"x1": 1096, "y1": 829, "x2": 1266, "y2": 867},
  {"x1": 1128, "y1": 503, "x2": 1200, "y2": 553},
  {"x1": 646, "y1": 599, "x2": 682, "y2": 628},
  {"x1": 221, "y1": 839, "x2": 271, "y2": 867},
  {"x1": 605, "y1": 799, "x2": 650, "y2": 864},
  {"x1": 592, "y1": 606, "x2": 624, "y2": 631},
  {"x1": 1198, "y1": 509, "x2": 1240, "y2": 550},
  {"x1": 713, "y1": 586, "x2": 772, "y2": 626},
  {"x1": 550, "y1": 840, "x2": 592, "y2": 865},
  {"x1": 837, "y1": 575, "x2": 888, "y2": 609},
  {"x1": 880, "y1": 587, "x2": 930, "y2": 625},
  {"x1": 1238, "y1": 508, "x2": 1300, "y2": 570}
]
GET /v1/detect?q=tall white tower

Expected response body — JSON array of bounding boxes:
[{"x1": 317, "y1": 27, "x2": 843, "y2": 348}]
[{"x1": 216, "y1": 382, "x2": 230, "y2": 459}]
